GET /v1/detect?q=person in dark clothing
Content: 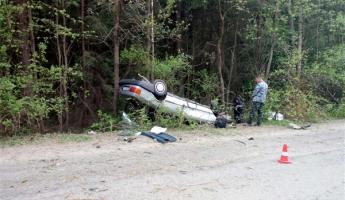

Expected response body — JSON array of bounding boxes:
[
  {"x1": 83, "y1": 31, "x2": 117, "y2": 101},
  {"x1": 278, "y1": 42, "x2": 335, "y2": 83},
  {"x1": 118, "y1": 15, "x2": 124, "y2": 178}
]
[{"x1": 233, "y1": 95, "x2": 245, "y2": 123}]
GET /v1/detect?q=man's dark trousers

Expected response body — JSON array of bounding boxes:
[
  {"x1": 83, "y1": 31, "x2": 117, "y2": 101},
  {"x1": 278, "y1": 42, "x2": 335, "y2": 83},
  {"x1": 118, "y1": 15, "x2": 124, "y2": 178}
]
[{"x1": 248, "y1": 101, "x2": 264, "y2": 126}]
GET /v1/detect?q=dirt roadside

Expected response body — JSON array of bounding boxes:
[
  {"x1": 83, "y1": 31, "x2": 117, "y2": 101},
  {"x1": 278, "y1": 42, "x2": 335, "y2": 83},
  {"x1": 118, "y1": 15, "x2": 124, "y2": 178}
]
[{"x1": 1, "y1": 120, "x2": 344, "y2": 200}]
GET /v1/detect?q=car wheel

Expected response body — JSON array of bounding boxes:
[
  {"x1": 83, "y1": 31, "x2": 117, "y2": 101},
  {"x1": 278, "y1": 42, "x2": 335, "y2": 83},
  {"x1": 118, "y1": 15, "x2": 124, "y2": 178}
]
[{"x1": 153, "y1": 80, "x2": 167, "y2": 100}]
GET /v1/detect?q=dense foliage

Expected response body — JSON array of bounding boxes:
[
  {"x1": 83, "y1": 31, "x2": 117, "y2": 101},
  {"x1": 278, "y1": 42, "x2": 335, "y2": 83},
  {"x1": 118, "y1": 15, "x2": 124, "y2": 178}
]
[{"x1": 0, "y1": 0, "x2": 344, "y2": 135}]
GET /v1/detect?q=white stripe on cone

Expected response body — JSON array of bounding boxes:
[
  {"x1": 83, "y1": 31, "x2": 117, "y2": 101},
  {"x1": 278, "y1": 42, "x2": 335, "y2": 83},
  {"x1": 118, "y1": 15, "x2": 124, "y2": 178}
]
[{"x1": 281, "y1": 152, "x2": 289, "y2": 157}]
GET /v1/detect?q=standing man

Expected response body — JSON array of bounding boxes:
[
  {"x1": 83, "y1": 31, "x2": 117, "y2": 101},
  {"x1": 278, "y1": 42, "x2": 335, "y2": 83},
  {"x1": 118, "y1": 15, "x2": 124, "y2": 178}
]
[{"x1": 248, "y1": 75, "x2": 268, "y2": 126}]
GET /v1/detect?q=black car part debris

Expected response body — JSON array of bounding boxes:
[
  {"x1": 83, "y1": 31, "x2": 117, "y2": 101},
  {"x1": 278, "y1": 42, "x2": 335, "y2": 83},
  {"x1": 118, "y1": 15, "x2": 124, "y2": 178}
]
[
  {"x1": 141, "y1": 131, "x2": 176, "y2": 143},
  {"x1": 157, "y1": 132, "x2": 177, "y2": 142},
  {"x1": 215, "y1": 116, "x2": 228, "y2": 128}
]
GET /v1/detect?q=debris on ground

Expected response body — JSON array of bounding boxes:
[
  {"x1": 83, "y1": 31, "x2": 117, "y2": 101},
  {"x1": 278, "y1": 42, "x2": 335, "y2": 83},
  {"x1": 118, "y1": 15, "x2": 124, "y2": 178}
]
[
  {"x1": 234, "y1": 140, "x2": 246, "y2": 145},
  {"x1": 222, "y1": 114, "x2": 232, "y2": 123},
  {"x1": 215, "y1": 116, "x2": 228, "y2": 128},
  {"x1": 123, "y1": 137, "x2": 137, "y2": 143},
  {"x1": 228, "y1": 123, "x2": 237, "y2": 128},
  {"x1": 120, "y1": 125, "x2": 176, "y2": 144},
  {"x1": 88, "y1": 130, "x2": 97, "y2": 135},
  {"x1": 119, "y1": 112, "x2": 140, "y2": 136},
  {"x1": 248, "y1": 137, "x2": 254, "y2": 141},
  {"x1": 121, "y1": 112, "x2": 136, "y2": 126},
  {"x1": 150, "y1": 126, "x2": 167, "y2": 134},
  {"x1": 289, "y1": 123, "x2": 312, "y2": 130},
  {"x1": 139, "y1": 126, "x2": 176, "y2": 144},
  {"x1": 141, "y1": 131, "x2": 177, "y2": 144},
  {"x1": 268, "y1": 112, "x2": 284, "y2": 121}
]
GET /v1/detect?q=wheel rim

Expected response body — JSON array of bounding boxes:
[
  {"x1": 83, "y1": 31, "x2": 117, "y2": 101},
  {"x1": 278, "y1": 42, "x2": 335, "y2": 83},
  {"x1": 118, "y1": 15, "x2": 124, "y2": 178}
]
[{"x1": 155, "y1": 82, "x2": 166, "y2": 94}]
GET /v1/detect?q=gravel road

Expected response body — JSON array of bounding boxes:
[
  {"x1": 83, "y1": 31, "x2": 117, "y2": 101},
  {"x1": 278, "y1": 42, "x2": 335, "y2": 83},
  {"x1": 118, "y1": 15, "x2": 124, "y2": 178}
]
[{"x1": 1, "y1": 120, "x2": 344, "y2": 200}]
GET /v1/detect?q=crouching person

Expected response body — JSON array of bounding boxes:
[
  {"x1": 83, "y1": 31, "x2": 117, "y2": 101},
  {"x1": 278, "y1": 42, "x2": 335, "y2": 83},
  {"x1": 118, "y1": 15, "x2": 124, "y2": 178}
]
[
  {"x1": 248, "y1": 75, "x2": 268, "y2": 126},
  {"x1": 233, "y1": 95, "x2": 244, "y2": 123}
]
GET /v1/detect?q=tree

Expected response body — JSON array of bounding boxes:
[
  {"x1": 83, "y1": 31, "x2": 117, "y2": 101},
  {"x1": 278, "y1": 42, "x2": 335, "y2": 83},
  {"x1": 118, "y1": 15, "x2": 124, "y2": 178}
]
[
  {"x1": 297, "y1": 5, "x2": 303, "y2": 79},
  {"x1": 265, "y1": 0, "x2": 280, "y2": 79},
  {"x1": 1, "y1": 0, "x2": 344, "y2": 135},
  {"x1": 113, "y1": 0, "x2": 121, "y2": 114},
  {"x1": 13, "y1": 0, "x2": 31, "y2": 95},
  {"x1": 216, "y1": 0, "x2": 226, "y2": 104}
]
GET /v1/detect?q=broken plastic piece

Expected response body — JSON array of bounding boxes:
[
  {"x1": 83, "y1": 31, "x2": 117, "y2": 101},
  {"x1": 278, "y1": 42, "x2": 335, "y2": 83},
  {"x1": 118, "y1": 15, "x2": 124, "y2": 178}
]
[
  {"x1": 119, "y1": 112, "x2": 139, "y2": 136},
  {"x1": 150, "y1": 126, "x2": 167, "y2": 134},
  {"x1": 289, "y1": 123, "x2": 311, "y2": 130},
  {"x1": 268, "y1": 112, "x2": 284, "y2": 121}
]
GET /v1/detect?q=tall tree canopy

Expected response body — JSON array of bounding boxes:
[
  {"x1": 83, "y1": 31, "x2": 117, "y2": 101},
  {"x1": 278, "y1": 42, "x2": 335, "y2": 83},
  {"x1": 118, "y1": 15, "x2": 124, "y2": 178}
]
[{"x1": 0, "y1": 0, "x2": 344, "y2": 135}]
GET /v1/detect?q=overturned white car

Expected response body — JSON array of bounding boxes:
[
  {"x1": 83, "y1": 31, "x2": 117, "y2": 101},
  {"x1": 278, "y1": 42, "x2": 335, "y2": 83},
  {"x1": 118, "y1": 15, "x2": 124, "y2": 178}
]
[{"x1": 119, "y1": 78, "x2": 217, "y2": 123}]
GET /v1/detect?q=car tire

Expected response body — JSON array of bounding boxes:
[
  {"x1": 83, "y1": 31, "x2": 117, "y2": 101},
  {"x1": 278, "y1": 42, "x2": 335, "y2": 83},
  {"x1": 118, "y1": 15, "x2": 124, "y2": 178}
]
[{"x1": 153, "y1": 80, "x2": 167, "y2": 100}]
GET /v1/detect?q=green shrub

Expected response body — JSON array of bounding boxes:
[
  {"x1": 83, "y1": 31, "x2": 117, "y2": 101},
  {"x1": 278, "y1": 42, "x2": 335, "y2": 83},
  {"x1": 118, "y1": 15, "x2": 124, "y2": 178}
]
[
  {"x1": 127, "y1": 107, "x2": 153, "y2": 130},
  {"x1": 122, "y1": 105, "x2": 198, "y2": 130},
  {"x1": 153, "y1": 54, "x2": 192, "y2": 92},
  {"x1": 327, "y1": 102, "x2": 345, "y2": 119},
  {"x1": 154, "y1": 107, "x2": 198, "y2": 129},
  {"x1": 90, "y1": 110, "x2": 120, "y2": 132},
  {"x1": 265, "y1": 86, "x2": 326, "y2": 122}
]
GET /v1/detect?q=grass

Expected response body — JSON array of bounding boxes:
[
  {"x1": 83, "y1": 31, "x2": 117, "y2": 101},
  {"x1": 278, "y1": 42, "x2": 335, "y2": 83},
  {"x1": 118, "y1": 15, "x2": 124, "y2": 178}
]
[
  {"x1": 47, "y1": 133, "x2": 92, "y2": 143},
  {"x1": 0, "y1": 118, "x2": 317, "y2": 147},
  {"x1": 263, "y1": 119, "x2": 291, "y2": 126},
  {"x1": 0, "y1": 133, "x2": 92, "y2": 147}
]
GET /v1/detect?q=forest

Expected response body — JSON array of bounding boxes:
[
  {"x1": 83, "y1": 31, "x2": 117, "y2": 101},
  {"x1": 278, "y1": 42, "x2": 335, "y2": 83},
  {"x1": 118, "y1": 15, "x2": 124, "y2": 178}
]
[{"x1": 0, "y1": 0, "x2": 344, "y2": 135}]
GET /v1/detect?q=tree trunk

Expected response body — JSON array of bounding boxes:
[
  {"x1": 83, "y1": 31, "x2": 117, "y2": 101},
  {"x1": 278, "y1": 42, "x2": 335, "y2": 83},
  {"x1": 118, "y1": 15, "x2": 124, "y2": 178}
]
[
  {"x1": 17, "y1": 0, "x2": 30, "y2": 68},
  {"x1": 316, "y1": 0, "x2": 320, "y2": 60},
  {"x1": 62, "y1": 0, "x2": 69, "y2": 130},
  {"x1": 217, "y1": 0, "x2": 225, "y2": 104},
  {"x1": 150, "y1": 0, "x2": 155, "y2": 80},
  {"x1": 113, "y1": 0, "x2": 121, "y2": 114},
  {"x1": 255, "y1": 15, "x2": 264, "y2": 73},
  {"x1": 146, "y1": 0, "x2": 151, "y2": 78},
  {"x1": 265, "y1": 1, "x2": 280, "y2": 79},
  {"x1": 146, "y1": 0, "x2": 155, "y2": 79},
  {"x1": 13, "y1": 0, "x2": 31, "y2": 95},
  {"x1": 28, "y1": 3, "x2": 36, "y2": 83},
  {"x1": 288, "y1": 0, "x2": 295, "y2": 47},
  {"x1": 227, "y1": 20, "x2": 238, "y2": 103},
  {"x1": 62, "y1": 1, "x2": 69, "y2": 128},
  {"x1": 176, "y1": 0, "x2": 182, "y2": 53},
  {"x1": 81, "y1": 0, "x2": 86, "y2": 70},
  {"x1": 297, "y1": 6, "x2": 303, "y2": 79},
  {"x1": 55, "y1": 1, "x2": 63, "y2": 132},
  {"x1": 79, "y1": 0, "x2": 89, "y2": 126},
  {"x1": 28, "y1": 5, "x2": 35, "y2": 57}
]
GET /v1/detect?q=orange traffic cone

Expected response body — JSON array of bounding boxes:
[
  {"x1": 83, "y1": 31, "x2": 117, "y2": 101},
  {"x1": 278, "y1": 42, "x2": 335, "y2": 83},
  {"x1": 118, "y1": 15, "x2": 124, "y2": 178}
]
[{"x1": 278, "y1": 144, "x2": 291, "y2": 164}]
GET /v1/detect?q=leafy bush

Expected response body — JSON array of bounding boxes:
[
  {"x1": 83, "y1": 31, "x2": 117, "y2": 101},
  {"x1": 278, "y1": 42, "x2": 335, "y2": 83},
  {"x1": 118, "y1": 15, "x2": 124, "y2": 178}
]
[
  {"x1": 122, "y1": 104, "x2": 198, "y2": 130},
  {"x1": 153, "y1": 54, "x2": 192, "y2": 92},
  {"x1": 265, "y1": 82, "x2": 326, "y2": 122},
  {"x1": 154, "y1": 107, "x2": 183, "y2": 128},
  {"x1": 127, "y1": 107, "x2": 153, "y2": 130},
  {"x1": 188, "y1": 69, "x2": 219, "y2": 102},
  {"x1": 0, "y1": 41, "x2": 78, "y2": 136},
  {"x1": 90, "y1": 110, "x2": 120, "y2": 132},
  {"x1": 327, "y1": 102, "x2": 345, "y2": 119}
]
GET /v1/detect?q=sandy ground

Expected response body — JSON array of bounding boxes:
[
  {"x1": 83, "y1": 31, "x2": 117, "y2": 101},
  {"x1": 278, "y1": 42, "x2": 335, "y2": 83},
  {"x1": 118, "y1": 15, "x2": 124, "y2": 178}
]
[{"x1": 1, "y1": 120, "x2": 344, "y2": 200}]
